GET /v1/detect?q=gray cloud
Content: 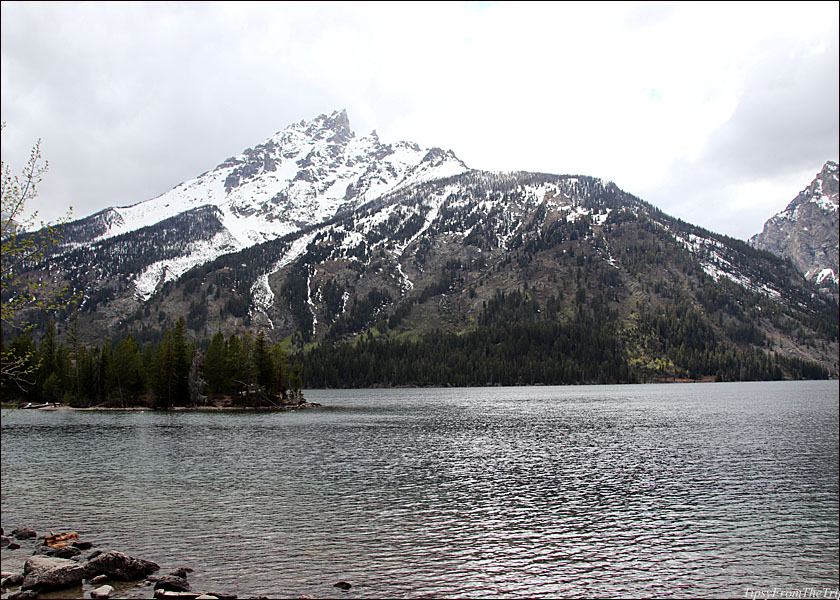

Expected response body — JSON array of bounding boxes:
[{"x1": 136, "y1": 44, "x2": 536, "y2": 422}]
[{"x1": 2, "y1": 2, "x2": 838, "y2": 241}]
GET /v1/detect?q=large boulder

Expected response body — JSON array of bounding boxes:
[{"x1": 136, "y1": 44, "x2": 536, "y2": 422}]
[
  {"x1": 84, "y1": 550, "x2": 159, "y2": 581},
  {"x1": 21, "y1": 555, "x2": 86, "y2": 591}
]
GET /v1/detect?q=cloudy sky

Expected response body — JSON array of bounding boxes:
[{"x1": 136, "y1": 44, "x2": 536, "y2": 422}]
[{"x1": 2, "y1": 1, "x2": 838, "y2": 240}]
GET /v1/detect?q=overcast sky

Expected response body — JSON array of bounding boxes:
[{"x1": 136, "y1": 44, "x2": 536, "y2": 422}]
[{"x1": 2, "y1": 1, "x2": 838, "y2": 240}]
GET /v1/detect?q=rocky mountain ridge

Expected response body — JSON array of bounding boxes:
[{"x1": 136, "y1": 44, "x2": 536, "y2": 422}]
[
  {"x1": 749, "y1": 161, "x2": 839, "y2": 299},
  {"x1": 58, "y1": 109, "x2": 467, "y2": 300}
]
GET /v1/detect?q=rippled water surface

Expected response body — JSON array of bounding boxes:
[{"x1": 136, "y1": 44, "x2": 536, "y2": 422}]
[{"x1": 2, "y1": 382, "x2": 838, "y2": 598}]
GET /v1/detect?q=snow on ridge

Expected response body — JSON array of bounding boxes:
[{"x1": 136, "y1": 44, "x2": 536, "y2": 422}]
[
  {"x1": 394, "y1": 186, "x2": 452, "y2": 256},
  {"x1": 815, "y1": 268, "x2": 837, "y2": 285},
  {"x1": 133, "y1": 229, "x2": 241, "y2": 301},
  {"x1": 673, "y1": 231, "x2": 782, "y2": 300}
]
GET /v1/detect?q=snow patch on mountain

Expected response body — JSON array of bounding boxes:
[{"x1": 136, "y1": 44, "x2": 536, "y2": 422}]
[
  {"x1": 673, "y1": 232, "x2": 782, "y2": 300},
  {"x1": 134, "y1": 229, "x2": 241, "y2": 301},
  {"x1": 814, "y1": 268, "x2": 837, "y2": 285}
]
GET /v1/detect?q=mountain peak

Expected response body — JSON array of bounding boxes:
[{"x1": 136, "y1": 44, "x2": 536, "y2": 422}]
[{"x1": 749, "y1": 160, "x2": 839, "y2": 296}]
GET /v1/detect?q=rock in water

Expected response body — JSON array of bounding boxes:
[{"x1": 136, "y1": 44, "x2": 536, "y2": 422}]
[
  {"x1": 21, "y1": 555, "x2": 86, "y2": 591},
  {"x1": 84, "y1": 550, "x2": 159, "y2": 580},
  {"x1": 169, "y1": 567, "x2": 194, "y2": 578},
  {"x1": 333, "y1": 581, "x2": 352, "y2": 590},
  {"x1": 154, "y1": 574, "x2": 192, "y2": 592},
  {"x1": 1, "y1": 572, "x2": 24, "y2": 588},
  {"x1": 91, "y1": 584, "x2": 115, "y2": 598},
  {"x1": 11, "y1": 528, "x2": 37, "y2": 540}
]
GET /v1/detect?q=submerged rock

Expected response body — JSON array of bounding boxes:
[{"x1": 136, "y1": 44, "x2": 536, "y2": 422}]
[{"x1": 333, "y1": 581, "x2": 352, "y2": 590}]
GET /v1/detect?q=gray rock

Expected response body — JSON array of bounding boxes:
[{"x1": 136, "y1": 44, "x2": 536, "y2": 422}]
[
  {"x1": 85, "y1": 550, "x2": 160, "y2": 581},
  {"x1": 72, "y1": 540, "x2": 94, "y2": 550},
  {"x1": 11, "y1": 528, "x2": 37, "y2": 540},
  {"x1": 90, "y1": 584, "x2": 115, "y2": 598},
  {"x1": 89, "y1": 574, "x2": 109, "y2": 585},
  {"x1": 154, "y1": 574, "x2": 192, "y2": 592},
  {"x1": 1, "y1": 572, "x2": 24, "y2": 588},
  {"x1": 7, "y1": 542, "x2": 21, "y2": 550},
  {"x1": 21, "y1": 555, "x2": 86, "y2": 591},
  {"x1": 334, "y1": 580, "x2": 352, "y2": 590},
  {"x1": 0, "y1": 536, "x2": 10, "y2": 548},
  {"x1": 749, "y1": 161, "x2": 839, "y2": 299}
]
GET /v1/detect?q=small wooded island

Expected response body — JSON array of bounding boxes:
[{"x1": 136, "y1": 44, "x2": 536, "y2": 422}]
[{"x1": 2, "y1": 319, "x2": 316, "y2": 410}]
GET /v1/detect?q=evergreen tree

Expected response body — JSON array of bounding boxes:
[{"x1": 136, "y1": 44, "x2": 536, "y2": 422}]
[
  {"x1": 109, "y1": 336, "x2": 144, "y2": 406},
  {"x1": 253, "y1": 331, "x2": 273, "y2": 391},
  {"x1": 36, "y1": 321, "x2": 57, "y2": 393},
  {"x1": 152, "y1": 330, "x2": 175, "y2": 408},
  {"x1": 225, "y1": 334, "x2": 243, "y2": 393},
  {"x1": 172, "y1": 317, "x2": 191, "y2": 403},
  {"x1": 270, "y1": 343, "x2": 289, "y2": 396},
  {"x1": 203, "y1": 331, "x2": 228, "y2": 394}
]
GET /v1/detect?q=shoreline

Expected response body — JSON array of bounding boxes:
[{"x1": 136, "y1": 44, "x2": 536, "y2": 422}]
[{"x1": 4, "y1": 403, "x2": 322, "y2": 412}]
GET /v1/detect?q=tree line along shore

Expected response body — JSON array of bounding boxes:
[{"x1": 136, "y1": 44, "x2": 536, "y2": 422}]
[{"x1": 2, "y1": 317, "x2": 305, "y2": 409}]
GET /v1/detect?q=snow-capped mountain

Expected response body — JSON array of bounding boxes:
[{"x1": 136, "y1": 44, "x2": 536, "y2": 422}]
[
  {"x1": 61, "y1": 109, "x2": 467, "y2": 299},
  {"x1": 749, "y1": 161, "x2": 839, "y2": 297},
  {"x1": 10, "y1": 112, "x2": 838, "y2": 380}
]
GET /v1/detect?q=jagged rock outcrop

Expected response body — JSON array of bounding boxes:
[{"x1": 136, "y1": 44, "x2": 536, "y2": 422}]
[{"x1": 749, "y1": 161, "x2": 839, "y2": 298}]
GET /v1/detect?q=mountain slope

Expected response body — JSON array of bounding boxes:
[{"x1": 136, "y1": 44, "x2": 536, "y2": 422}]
[
  {"x1": 117, "y1": 170, "x2": 839, "y2": 381},
  {"x1": 6, "y1": 114, "x2": 838, "y2": 384},
  {"x1": 749, "y1": 161, "x2": 839, "y2": 298}
]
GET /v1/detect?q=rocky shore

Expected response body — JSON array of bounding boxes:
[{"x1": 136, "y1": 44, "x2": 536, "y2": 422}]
[
  {"x1": 1, "y1": 527, "x2": 238, "y2": 600},
  {"x1": 2, "y1": 526, "x2": 354, "y2": 599}
]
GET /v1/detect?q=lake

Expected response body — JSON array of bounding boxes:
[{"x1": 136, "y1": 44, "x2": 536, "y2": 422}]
[{"x1": 2, "y1": 381, "x2": 838, "y2": 598}]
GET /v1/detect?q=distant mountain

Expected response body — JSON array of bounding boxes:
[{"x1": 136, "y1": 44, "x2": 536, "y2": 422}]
[
  {"x1": 749, "y1": 161, "x2": 839, "y2": 299},
  {"x1": 6, "y1": 112, "x2": 838, "y2": 384}
]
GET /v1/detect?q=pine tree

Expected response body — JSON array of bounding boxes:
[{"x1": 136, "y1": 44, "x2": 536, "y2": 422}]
[
  {"x1": 203, "y1": 331, "x2": 228, "y2": 394},
  {"x1": 253, "y1": 331, "x2": 273, "y2": 391},
  {"x1": 172, "y1": 317, "x2": 191, "y2": 403},
  {"x1": 152, "y1": 330, "x2": 175, "y2": 408}
]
